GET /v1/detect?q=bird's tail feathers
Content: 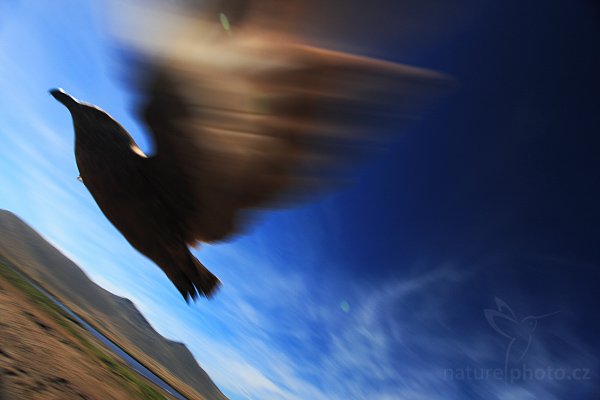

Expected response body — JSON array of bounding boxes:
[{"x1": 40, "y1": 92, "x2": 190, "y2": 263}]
[
  {"x1": 160, "y1": 247, "x2": 221, "y2": 302},
  {"x1": 187, "y1": 254, "x2": 221, "y2": 301}
]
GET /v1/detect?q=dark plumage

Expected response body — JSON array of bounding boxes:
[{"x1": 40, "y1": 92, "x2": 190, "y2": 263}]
[
  {"x1": 51, "y1": 1, "x2": 448, "y2": 301},
  {"x1": 50, "y1": 89, "x2": 220, "y2": 300}
]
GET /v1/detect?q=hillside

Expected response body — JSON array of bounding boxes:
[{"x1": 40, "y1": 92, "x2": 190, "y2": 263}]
[
  {"x1": 0, "y1": 261, "x2": 175, "y2": 400},
  {"x1": 0, "y1": 210, "x2": 227, "y2": 400}
]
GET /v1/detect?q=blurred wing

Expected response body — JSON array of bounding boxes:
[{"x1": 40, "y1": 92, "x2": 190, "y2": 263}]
[{"x1": 111, "y1": 2, "x2": 450, "y2": 243}]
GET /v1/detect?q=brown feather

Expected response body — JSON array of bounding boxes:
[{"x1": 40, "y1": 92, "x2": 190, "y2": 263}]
[{"x1": 51, "y1": 0, "x2": 449, "y2": 301}]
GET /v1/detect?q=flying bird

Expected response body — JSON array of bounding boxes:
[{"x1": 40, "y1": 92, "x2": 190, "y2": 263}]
[{"x1": 51, "y1": 0, "x2": 448, "y2": 301}]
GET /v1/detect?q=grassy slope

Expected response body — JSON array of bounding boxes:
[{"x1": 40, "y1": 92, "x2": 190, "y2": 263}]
[
  {"x1": 0, "y1": 210, "x2": 227, "y2": 400},
  {"x1": 0, "y1": 261, "x2": 167, "y2": 400}
]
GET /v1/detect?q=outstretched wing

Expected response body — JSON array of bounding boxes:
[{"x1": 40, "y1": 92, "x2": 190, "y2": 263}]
[{"x1": 112, "y1": 1, "x2": 450, "y2": 244}]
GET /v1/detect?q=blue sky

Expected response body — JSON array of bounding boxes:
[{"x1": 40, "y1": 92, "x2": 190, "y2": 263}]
[{"x1": 1, "y1": 1, "x2": 600, "y2": 399}]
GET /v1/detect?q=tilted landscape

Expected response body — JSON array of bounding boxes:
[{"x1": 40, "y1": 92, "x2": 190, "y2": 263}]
[{"x1": 0, "y1": 209, "x2": 228, "y2": 400}]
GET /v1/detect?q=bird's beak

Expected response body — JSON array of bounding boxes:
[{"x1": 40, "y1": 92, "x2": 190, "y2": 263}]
[{"x1": 49, "y1": 88, "x2": 79, "y2": 110}]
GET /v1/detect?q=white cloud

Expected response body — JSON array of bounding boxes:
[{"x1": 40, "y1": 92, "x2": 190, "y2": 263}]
[{"x1": 126, "y1": 245, "x2": 469, "y2": 400}]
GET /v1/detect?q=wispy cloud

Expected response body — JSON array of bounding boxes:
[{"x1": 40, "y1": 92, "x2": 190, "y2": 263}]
[{"x1": 127, "y1": 241, "x2": 469, "y2": 400}]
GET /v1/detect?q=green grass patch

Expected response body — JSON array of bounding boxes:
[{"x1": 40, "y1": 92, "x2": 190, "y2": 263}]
[{"x1": 0, "y1": 261, "x2": 67, "y2": 318}]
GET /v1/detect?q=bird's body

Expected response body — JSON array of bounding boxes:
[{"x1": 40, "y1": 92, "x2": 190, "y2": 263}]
[{"x1": 58, "y1": 93, "x2": 219, "y2": 300}]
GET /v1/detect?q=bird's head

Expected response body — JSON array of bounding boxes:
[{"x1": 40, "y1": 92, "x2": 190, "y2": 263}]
[
  {"x1": 50, "y1": 88, "x2": 80, "y2": 111},
  {"x1": 50, "y1": 88, "x2": 133, "y2": 148},
  {"x1": 50, "y1": 88, "x2": 115, "y2": 122}
]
